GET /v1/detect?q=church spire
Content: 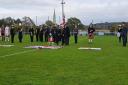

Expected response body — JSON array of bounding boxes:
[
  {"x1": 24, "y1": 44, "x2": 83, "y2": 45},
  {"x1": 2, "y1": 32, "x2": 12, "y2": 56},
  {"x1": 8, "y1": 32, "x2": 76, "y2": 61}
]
[{"x1": 53, "y1": 9, "x2": 56, "y2": 24}]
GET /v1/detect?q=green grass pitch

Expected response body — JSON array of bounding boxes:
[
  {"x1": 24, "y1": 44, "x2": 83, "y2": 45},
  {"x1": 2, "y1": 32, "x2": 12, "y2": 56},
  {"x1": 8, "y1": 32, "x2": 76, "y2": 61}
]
[{"x1": 0, "y1": 35, "x2": 128, "y2": 85}]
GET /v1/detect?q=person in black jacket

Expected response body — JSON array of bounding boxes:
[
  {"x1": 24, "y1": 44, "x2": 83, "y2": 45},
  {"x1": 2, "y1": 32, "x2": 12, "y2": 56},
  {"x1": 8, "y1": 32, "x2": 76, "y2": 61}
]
[
  {"x1": 54, "y1": 25, "x2": 61, "y2": 45},
  {"x1": 117, "y1": 25, "x2": 122, "y2": 43},
  {"x1": 10, "y1": 25, "x2": 15, "y2": 43},
  {"x1": 44, "y1": 26, "x2": 50, "y2": 42},
  {"x1": 64, "y1": 25, "x2": 70, "y2": 45},
  {"x1": 73, "y1": 25, "x2": 78, "y2": 44},
  {"x1": 35, "y1": 27, "x2": 40, "y2": 42},
  {"x1": 29, "y1": 27, "x2": 34, "y2": 42},
  {"x1": 18, "y1": 28, "x2": 23, "y2": 43},
  {"x1": 58, "y1": 26, "x2": 62, "y2": 43},
  {"x1": 121, "y1": 23, "x2": 128, "y2": 47},
  {"x1": 39, "y1": 27, "x2": 44, "y2": 42},
  {"x1": 1, "y1": 26, "x2": 5, "y2": 41},
  {"x1": 61, "y1": 28, "x2": 65, "y2": 46}
]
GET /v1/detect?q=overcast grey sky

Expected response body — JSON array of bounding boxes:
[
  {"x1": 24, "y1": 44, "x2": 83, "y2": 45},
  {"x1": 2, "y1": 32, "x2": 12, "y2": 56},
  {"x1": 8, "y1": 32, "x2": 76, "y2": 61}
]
[{"x1": 0, "y1": 0, "x2": 128, "y2": 25}]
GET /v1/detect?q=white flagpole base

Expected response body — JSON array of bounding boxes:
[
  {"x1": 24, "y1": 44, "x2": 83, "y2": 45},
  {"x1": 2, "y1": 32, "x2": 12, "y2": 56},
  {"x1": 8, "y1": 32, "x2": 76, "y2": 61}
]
[
  {"x1": 78, "y1": 47, "x2": 102, "y2": 51},
  {"x1": 0, "y1": 45, "x2": 14, "y2": 47}
]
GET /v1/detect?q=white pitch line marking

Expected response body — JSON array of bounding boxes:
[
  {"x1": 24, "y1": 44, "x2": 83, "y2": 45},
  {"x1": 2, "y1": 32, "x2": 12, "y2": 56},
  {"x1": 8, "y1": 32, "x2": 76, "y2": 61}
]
[{"x1": 0, "y1": 49, "x2": 36, "y2": 58}]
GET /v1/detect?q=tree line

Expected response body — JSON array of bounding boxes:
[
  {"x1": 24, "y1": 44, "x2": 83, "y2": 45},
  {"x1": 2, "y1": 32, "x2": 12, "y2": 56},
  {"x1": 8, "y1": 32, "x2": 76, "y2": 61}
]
[{"x1": 0, "y1": 17, "x2": 86, "y2": 32}]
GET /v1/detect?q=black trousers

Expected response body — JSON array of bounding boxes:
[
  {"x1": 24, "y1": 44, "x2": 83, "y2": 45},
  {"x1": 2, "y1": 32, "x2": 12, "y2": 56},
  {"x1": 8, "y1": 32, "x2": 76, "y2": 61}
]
[
  {"x1": 65, "y1": 37, "x2": 70, "y2": 45},
  {"x1": 45, "y1": 35, "x2": 48, "y2": 42},
  {"x1": 30, "y1": 36, "x2": 34, "y2": 42},
  {"x1": 61, "y1": 37, "x2": 65, "y2": 45},
  {"x1": 36, "y1": 34, "x2": 39, "y2": 42},
  {"x1": 74, "y1": 35, "x2": 78, "y2": 44},
  {"x1": 19, "y1": 36, "x2": 23, "y2": 43},
  {"x1": 11, "y1": 35, "x2": 15, "y2": 43},
  {"x1": 55, "y1": 36, "x2": 61, "y2": 45},
  {"x1": 39, "y1": 35, "x2": 43, "y2": 42},
  {"x1": 119, "y1": 36, "x2": 122, "y2": 43},
  {"x1": 122, "y1": 36, "x2": 127, "y2": 47}
]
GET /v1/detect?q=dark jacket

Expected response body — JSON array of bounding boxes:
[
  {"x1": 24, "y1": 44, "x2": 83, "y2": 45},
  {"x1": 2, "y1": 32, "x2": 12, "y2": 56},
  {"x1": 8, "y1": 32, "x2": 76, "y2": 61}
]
[{"x1": 121, "y1": 27, "x2": 128, "y2": 37}]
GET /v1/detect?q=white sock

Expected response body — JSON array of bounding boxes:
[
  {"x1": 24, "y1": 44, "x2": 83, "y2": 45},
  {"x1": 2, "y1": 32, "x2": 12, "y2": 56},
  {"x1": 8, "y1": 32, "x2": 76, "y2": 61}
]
[
  {"x1": 89, "y1": 39, "x2": 91, "y2": 43},
  {"x1": 91, "y1": 39, "x2": 92, "y2": 42},
  {"x1": 8, "y1": 37, "x2": 9, "y2": 42}
]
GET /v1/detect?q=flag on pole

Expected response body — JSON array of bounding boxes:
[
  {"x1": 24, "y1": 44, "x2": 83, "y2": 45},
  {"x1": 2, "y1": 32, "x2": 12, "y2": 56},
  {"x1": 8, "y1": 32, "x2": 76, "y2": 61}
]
[{"x1": 60, "y1": 16, "x2": 66, "y2": 28}]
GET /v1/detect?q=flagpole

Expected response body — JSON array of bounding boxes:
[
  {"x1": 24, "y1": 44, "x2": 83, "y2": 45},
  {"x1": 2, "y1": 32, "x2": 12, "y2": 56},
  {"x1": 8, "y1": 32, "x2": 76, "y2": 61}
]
[
  {"x1": 48, "y1": 16, "x2": 49, "y2": 21},
  {"x1": 61, "y1": 0, "x2": 66, "y2": 27},
  {"x1": 36, "y1": 16, "x2": 37, "y2": 26},
  {"x1": 59, "y1": 16, "x2": 61, "y2": 24}
]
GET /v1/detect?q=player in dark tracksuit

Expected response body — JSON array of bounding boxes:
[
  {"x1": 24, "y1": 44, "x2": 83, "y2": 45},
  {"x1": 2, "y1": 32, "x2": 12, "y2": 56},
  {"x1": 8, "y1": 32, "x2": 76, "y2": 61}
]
[
  {"x1": 64, "y1": 26, "x2": 70, "y2": 45},
  {"x1": 54, "y1": 26, "x2": 61, "y2": 45},
  {"x1": 1, "y1": 27, "x2": 5, "y2": 41},
  {"x1": 18, "y1": 28, "x2": 23, "y2": 43},
  {"x1": 61, "y1": 28, "x2": 65, "y2": 46},
  {"x1": 54, "y1": 27, "x2": 60, "y2": 45},
  {"x1": 10, "y1": 25, "x2": 15, "y2": 43},
  {"x1": 118, "y1": 25, "x2": 122, "y2": 43},
  {"x1": 39, "y1": 28, "x2": 44, "y2": 42},
  {"x1": 121, "y1": 24, "x2": 128, "y2": 47},
  {"x1": 35, "y1": 27, "x2": 40, "y2": 42},
  {"x1": 29, "y1": 28, "x2": 34, "y2": 42},
  {"x1": 44, "y1": 27, "x2": 50, "y2": 42},
  {"x1": 73, "y1": 26, "x2": 78, "y2": 44},
  {"x1": 58, "y1": 27, "x2": 62, "y2": 42}
]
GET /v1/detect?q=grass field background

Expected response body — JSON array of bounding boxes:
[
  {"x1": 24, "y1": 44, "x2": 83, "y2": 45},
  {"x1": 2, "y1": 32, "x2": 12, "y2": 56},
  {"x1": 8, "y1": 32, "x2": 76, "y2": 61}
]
[{"x1": 0, "y1": 35, "x2": 128, "y2": 85}]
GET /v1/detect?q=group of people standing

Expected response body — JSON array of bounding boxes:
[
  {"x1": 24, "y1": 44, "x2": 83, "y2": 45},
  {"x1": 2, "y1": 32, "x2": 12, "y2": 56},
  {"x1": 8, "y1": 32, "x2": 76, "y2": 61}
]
[
  {"x1": 29, "y1": 25, "x2": 73, "y2": 46},
  {"x1": 0, "y1": 25, "x2": 18, "y2": 43},
  {"x1": 1, "y1": 23, "x2": 127, "y2": 47},
  {"x1": 0, "y1": 24, "x2": 79, "y2": 46},
  {"x1": 0, "y1": 25, "x2": 11, "y2": 42},
  {"x1": 0, "y1": 23, "x2": 97, "y2": 46}
]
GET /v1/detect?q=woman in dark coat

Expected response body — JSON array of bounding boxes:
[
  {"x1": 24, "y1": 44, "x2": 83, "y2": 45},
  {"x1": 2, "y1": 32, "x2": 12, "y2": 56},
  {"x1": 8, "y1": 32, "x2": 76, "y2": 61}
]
[
  {"x1": 39, "y1": 28, "x2": 44, "y2": 42},
  {"x1": 18, "y1": 28, "x2": 23, "y2": 43}
]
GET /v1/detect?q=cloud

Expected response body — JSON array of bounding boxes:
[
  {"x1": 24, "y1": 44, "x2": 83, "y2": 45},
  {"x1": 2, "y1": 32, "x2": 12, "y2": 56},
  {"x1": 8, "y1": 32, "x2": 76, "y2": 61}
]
[{"x1": 0, "y1": 0, "x2": 128, "y2": 25}]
